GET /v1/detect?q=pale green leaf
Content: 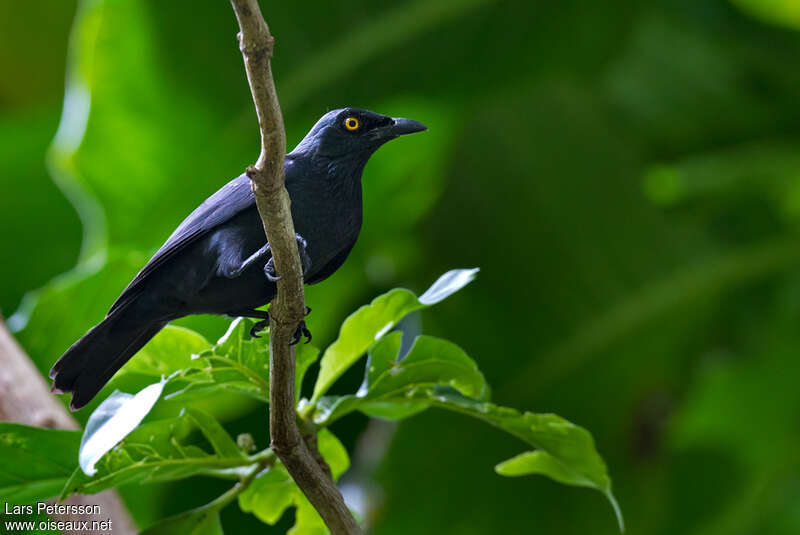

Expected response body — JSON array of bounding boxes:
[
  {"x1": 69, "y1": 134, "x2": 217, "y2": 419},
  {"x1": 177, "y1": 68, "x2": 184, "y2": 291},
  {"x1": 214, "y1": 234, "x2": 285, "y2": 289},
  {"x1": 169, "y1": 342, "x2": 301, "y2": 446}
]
[{"x1": 80, "y1": 380, "x2": 166, "y2": 476}]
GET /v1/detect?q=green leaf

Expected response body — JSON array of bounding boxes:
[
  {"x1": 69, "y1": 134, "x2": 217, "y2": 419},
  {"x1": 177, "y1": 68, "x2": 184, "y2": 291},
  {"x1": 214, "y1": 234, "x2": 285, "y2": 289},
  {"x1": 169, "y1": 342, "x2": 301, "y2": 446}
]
[
  {"x1": 312, "y1": 268, "x2": 478, "y2": 401},
  {"x1": 238, "y1": 466, "x2": 296, "y2": 525},
  {"x1": 430, "y1": 388, "x2": 623, "y2": 531},
  {"x1": 312, "y1": 396, "x2": 364, "y2": 426},
  {"x1": 367, "y1": 335, "x2": 488, "y2": 400},
  {"x1": 360, "y1": 331, "x2": 403, "y2": 391},
  {"x1": 359, "y1": 400, "x2": 430, "y2": 420},
  {"x1": 289, "y1": 494, "x2": 329, "y2": 535},
  {"x1": 213, "y1": 317, "x2": 270, "y2": 376},
  {"x1": 239, "y1": 465, "x2": 330, "y2": 532},
  {"x1": 0, "y1": 423, "x2": 81, "y2": 503},
  {"x1": 184, "y1": 407, "x2": 245, "y2": 459},
  {"x1": 122, "y1": 325, "x2": 211, "y2": 376},
  {"x1": 317, "y1": 429, "x2": 349, "y2": 481},
  {"x1": 313, "y1": 335, "x2": 487, "y2": 425},
  {"x1": 141, "y1": 504, "x2": 224, "y2": 535},
  {"x1": 80, "y1": 380, "x2": 166, "y2": 476},
  {"x1": 141, "y1": 482, "x2": 247, "y2": 535},
  {"x1": 496, "y1": 449, "x2": 594, "y2": 484}
]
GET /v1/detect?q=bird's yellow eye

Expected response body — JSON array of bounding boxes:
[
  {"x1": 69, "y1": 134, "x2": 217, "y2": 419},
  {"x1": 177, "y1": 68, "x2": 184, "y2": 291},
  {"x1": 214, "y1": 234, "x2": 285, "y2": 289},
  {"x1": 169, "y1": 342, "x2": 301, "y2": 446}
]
[{"x1": 344, "y1": 117, "x2": 360, "y2": 131}]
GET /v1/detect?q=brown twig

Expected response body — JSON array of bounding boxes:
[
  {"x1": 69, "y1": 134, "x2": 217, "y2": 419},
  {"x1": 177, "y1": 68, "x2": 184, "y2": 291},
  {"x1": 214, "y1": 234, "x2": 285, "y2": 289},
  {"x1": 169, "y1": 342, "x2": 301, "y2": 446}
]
[
  {"x1": 228, "y1": 1, "x2": 361, "y2": 533},
  {"x1": 0, "y1": 318, "x2": 136, "y2": 535}
]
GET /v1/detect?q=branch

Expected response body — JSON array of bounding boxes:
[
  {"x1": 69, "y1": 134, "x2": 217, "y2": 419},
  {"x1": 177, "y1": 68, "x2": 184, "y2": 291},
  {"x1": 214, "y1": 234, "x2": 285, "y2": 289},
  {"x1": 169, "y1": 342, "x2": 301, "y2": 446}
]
[
  {"x1": 228, "y1": 1, "x2": 361, "y2": 533},
  {"x1": 0, "y1": 318, "x2": 136, "y2": 535}
]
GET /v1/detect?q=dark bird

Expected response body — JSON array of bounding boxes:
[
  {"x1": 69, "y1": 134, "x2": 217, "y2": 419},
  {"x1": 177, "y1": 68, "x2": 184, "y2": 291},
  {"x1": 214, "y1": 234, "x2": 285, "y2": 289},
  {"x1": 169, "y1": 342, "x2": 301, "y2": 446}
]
[{"x1": 50, "y1": 108, "x2": 426, "y2": 410}]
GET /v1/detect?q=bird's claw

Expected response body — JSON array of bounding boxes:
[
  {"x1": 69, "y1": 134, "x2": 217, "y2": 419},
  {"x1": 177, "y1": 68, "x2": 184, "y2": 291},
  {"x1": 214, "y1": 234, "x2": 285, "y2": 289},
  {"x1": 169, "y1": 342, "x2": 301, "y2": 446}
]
[
  {"x1": 249, "y1": 319, "x2": 269, "y2": 338},
  {"x1": 290, "y1": 320, "x2": 312, "y2": 345},
  {"x1": 263, "y1": 234, "x2": 311, "y2": 283},
  {"x1": 264, "y1": 258, "x2": 282, "y2": 282}
]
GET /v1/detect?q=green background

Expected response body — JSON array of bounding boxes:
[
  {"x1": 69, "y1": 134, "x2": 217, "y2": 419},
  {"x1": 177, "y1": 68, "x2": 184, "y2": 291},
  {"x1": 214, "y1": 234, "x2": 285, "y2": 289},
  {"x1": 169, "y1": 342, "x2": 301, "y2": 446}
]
[{"x1": 3, "y1": 0, "x2": 800, "y2": 533}]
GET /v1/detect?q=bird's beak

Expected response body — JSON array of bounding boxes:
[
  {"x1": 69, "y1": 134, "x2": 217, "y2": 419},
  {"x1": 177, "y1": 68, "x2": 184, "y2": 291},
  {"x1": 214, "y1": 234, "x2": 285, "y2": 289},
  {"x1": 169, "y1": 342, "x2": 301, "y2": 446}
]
[
  {"x1": 371, "y1": 117, "x2": 427, "y2": 142},
  {"x1": 369, "y1": 117, "x2": 426, "y2": 144},
  {"x1": 388, "y1": 117, "x2": 427, "y2": 136}
]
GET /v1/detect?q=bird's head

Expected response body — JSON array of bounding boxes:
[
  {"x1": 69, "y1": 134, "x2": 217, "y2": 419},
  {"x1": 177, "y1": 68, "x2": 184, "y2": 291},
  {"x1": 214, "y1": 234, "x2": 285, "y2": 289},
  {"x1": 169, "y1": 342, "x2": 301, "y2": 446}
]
[{"x1": 289, "y1": 108, "x2": 427, "y2": 161}]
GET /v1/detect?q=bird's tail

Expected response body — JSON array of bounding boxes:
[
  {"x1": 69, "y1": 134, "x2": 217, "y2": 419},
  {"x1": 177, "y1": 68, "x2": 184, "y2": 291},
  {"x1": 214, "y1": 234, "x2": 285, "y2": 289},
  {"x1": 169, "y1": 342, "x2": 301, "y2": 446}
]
[{"x1": 49, "y1": 311, "x2": 166, "y2": 410}]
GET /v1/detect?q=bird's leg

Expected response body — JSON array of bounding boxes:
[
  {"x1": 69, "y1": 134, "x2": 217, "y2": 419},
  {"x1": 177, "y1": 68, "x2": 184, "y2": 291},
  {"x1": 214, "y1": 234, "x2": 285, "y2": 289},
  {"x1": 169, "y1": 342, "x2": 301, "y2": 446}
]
[
  {"x1": 229, "y1": 235, "x2": 310, "y2": 341},
  {"x1": 264, "y1": 234, "x2": 311, "y2": 282},
  {"x1": 222, "y1": 244, "x2": 271, "y2": 278},
  {"x1": 226, "y1": 308, "x2": 270, "y2": 338}
]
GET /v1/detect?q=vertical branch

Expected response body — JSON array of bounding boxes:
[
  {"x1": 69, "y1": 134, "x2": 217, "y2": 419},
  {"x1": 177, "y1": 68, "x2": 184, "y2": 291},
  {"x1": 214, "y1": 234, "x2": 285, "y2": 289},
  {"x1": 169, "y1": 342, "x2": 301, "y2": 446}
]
[{"x1": 228, "y1": 1, "x2": 361, "y2": 533}]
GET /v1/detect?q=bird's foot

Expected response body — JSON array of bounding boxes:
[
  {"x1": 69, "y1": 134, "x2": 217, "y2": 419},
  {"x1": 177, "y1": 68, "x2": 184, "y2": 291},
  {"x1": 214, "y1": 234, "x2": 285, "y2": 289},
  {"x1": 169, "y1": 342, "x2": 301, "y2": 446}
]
[
  {"x1": 264, "y1": 257, "x2": 281, "y2": 282},
  {"x1": 249, "y1": 319, "x2": 269, "y2": 338},
  {"x1": 262, "y1": 234, "x2": 311, "y2": 282},
  {"x1": 290, "y1": 320, "x2": 312, "y2": 345}
]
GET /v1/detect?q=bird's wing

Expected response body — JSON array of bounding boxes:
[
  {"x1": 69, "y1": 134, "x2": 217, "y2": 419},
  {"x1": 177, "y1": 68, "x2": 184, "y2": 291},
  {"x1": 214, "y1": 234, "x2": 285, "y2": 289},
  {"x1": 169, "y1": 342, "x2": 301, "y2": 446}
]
[{"x1": 108, "y1": 174, "x2": 256, "y2": 314}]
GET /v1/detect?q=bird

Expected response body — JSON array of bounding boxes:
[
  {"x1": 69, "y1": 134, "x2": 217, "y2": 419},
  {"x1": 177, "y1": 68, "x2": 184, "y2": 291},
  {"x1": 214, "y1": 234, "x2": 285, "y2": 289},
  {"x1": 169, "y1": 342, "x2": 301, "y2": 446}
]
[{"x1": 49, "y1": 108, "x2": 426, "y2": 410}]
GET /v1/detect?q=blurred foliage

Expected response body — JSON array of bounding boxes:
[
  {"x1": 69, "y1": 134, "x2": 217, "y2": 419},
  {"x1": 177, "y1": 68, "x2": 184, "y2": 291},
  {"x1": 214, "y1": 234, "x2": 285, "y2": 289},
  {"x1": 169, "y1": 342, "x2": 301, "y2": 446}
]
[{"x1": 3, "y1": 0, "x2": 800, "y2": 533}]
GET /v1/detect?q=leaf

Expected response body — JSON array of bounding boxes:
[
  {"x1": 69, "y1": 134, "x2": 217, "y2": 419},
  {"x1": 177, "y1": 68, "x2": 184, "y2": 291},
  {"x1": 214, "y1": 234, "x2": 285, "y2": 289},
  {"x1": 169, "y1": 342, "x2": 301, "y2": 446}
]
[
  {"x1": 184, "y1": 407, "x2": 245, "y2": 459},
  {"x1": 0, "y1": 423, "x2": 81, "y2": 503},
  {"x1": 430, "y1": 388, "x2": 623, "y2": 531},
  {"x1": 359, "y1": 400, "x2": 430, "y2": 420},
  {"x1": 317, "y1": 429, "x2": 349, "y2": 481},
  {"x1": 238, "y1": 466, "x2": 296, "y2": 525},
  {"x1": 122, "y1": 325, "x2": 211, "y2": 376},
  {"x1": 141, "y1": 481, "x2": 248, "y2": 535},
  {"x1": 358, "y1": 331, "x2": 403, "y2": 394},
  {"x1": 312, "y1": 268, "x2": 478, "y2": 401},
  {"x1": 141, "y1": 504, "x2": 224, "y2": 535},
  {"x1": 239, "y1": 466, "x2": 330, "y2": 532},
  {"x1": 80, "y1": 380, "x2": 166, "y2": 476},
  {"x1": 289, "y1": 494, "x2": 329, "y2": 535},
  {"x1": 213, "y1": 317, "x2": 270, "y2": 376},
  {"x1": 367, "y1": 335, "x2": 488, "y2": 400},
  {"x1": 313, "y1": 335, "x2": 487, "y2": 425},
  {"x1": 496, "y1": 449, "x2": 594, "y2": 484},
  {"x1": 418, "y1": 268, "x2": 481, "y2": 305}
]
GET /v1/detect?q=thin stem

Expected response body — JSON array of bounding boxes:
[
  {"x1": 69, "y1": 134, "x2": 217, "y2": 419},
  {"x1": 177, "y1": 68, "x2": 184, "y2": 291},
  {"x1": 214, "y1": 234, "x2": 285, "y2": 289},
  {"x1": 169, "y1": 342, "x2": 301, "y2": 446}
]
[{"x1": 228, "y1": 1, "x2": 361, "y2": 533}]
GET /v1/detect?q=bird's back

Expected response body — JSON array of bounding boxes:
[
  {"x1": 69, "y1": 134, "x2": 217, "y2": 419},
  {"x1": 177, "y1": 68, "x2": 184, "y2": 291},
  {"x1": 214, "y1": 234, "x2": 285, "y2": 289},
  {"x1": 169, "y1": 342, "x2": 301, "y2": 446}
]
[{"x1": 109, "y1": 175, "x2": 256, "y2": 315}]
